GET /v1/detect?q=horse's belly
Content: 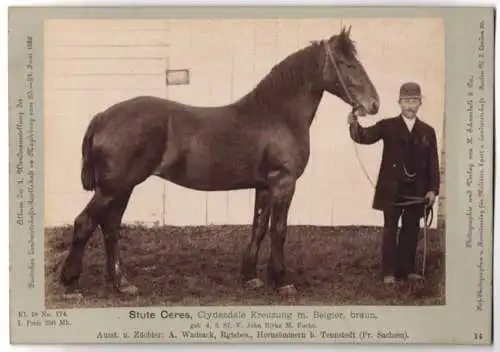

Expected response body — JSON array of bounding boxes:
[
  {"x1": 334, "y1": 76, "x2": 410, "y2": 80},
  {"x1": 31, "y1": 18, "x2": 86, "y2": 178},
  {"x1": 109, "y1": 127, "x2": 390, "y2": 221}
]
[
  {"x1": 191, "y1": 154, "x2": 258, "y2": 190},
  {"x1": 155, "y1": 152, "x2": 259, "y2": 191},
  {"x1": 154, "y1": 125, "x2": 268, "y2": 191}
]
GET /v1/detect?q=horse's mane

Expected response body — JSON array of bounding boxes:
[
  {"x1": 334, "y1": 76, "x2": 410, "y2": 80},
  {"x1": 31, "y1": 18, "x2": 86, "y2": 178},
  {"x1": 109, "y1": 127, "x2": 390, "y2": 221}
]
[{"x1": 235, "y1": 28, "x2": 357, "y2": 110}]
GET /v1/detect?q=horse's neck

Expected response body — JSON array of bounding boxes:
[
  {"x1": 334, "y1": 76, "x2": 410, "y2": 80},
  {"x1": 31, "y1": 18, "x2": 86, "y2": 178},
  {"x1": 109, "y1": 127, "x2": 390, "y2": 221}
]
[
  {"x1": 285, "y1": 87, "x2": 324, "y2": 127},
  {"x1": 235, "y1": 45, "x2": 324, "y2": 126}
]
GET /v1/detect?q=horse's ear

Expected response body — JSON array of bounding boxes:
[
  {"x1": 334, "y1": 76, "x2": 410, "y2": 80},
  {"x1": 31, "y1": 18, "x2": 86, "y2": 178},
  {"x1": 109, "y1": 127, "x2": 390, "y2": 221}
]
[
  {"x1": 346, "y1": 25, "x2": 352, "y2": 37},
  {"x1": 334, "y1": 25, "x2": 357, "y2": 58},
  {"x1": 340, "y1": 24, "x2": 351, "y2": 38}
]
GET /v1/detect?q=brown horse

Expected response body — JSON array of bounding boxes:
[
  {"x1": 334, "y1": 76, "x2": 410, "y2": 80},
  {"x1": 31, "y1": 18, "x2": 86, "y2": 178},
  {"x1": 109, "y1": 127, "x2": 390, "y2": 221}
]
[{"x1": 59, "y1": 26, "x2": 380, "y2": 299}]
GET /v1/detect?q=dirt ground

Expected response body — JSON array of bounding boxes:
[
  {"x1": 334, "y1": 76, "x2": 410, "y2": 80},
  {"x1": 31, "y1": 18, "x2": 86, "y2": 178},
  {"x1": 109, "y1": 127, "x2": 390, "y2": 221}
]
[{"x1": 45, "y1": 224, "x2": 445, "y2": 308}]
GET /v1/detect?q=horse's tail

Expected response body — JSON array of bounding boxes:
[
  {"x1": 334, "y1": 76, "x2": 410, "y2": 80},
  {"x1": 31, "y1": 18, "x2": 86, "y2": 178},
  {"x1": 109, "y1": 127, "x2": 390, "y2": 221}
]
[{"x1": 80, "y1": 112, "x2": 103, "y2": 191}]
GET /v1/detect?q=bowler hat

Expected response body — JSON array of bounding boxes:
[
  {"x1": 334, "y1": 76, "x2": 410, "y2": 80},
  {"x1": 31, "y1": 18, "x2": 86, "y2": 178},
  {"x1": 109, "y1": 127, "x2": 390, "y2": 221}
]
[{"x1": 399, "y1": 82, "x2": 422, "y2": 99}]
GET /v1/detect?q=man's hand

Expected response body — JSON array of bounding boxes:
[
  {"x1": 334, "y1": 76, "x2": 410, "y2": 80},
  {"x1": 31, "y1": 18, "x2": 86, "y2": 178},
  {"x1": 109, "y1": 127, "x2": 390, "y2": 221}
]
[
  {"x1": 424, "y1": 191, "x2": 436, "y2": 208},
  {"x1": 347, "y1": 111, "x2": 358, "y2": 125}
]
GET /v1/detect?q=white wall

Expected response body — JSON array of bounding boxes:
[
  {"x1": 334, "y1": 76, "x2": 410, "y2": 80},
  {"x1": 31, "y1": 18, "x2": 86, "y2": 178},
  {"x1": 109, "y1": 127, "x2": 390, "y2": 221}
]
[{"x1": 44, "y1": 18, "x2": 445, "y2": 228}]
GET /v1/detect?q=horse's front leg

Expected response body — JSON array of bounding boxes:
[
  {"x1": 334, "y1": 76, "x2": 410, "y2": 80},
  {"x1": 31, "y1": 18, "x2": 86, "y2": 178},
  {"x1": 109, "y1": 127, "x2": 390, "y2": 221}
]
[
  {"x1": 101, "y1": 189, "x2": 138, "y2": 295},
  {"x1": 242, "y1": 187, "x2": 271, "y2": 289},
  {"x1": 268, "y1": 174, "x2": 297, "y2": 298}
]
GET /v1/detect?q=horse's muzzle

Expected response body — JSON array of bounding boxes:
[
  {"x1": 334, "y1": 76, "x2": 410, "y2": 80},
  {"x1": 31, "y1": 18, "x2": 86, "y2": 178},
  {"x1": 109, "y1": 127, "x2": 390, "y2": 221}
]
[
  {"x1": 369, "y1": 100, "x2": 380, "y2": 114},
  {"x1": 355, "y1": 99, "x2": 379, "y2": 116}
]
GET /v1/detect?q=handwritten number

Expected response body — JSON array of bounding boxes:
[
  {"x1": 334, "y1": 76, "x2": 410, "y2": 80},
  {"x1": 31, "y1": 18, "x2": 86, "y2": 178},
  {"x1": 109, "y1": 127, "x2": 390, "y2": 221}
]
[{"x1": 474, "y1": 332, "x2": 483, "y2": 340}]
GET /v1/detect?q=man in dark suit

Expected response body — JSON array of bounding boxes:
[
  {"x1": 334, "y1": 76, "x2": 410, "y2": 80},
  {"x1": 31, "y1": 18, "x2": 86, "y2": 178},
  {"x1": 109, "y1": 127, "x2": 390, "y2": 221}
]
[{"x1": 348, "y1": 82, "x2": 440, "y2": 284}]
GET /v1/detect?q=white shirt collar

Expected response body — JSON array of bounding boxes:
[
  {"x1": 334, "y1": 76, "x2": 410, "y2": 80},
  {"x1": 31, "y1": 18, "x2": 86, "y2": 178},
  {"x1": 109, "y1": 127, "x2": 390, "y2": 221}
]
[{"x1": 401, "y1": 115, "x2": 416, "y2": 132}]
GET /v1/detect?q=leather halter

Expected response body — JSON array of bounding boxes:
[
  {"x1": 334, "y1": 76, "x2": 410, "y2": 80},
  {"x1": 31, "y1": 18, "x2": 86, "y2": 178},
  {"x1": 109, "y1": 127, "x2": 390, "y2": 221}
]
[{"x1": 322, "y1": 40, "x2": 360, "y2": 114}]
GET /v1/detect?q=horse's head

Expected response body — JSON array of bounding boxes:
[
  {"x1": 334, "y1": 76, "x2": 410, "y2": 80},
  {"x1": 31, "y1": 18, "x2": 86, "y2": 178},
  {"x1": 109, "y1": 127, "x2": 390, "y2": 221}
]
[{"x1": 320, "y1": 26, "x2": 380, "y2": 116}]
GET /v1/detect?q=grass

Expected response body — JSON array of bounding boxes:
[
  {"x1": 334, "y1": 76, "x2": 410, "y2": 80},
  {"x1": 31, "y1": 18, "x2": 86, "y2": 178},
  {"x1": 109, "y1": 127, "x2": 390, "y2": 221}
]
[{"x1": 45, "y1": 224, "x2": 445, "y2": 308}]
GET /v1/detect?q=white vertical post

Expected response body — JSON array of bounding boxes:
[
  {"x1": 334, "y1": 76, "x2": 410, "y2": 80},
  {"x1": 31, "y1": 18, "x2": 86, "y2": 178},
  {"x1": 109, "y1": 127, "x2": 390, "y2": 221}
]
[
  {"x1": 163, "y1": 64, "x2": 191, "y2": 226},
  {"x1": 438, "y1": 114, "x2": 446, "y2": 249},
  {"x1": 162, "y1": 55, "x2": 170, "y2": 227}
]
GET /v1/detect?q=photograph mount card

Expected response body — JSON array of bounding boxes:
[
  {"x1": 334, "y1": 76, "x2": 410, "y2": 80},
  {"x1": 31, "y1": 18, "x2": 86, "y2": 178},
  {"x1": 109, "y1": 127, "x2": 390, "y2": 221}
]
[{"x1": 8, "y1": 5, "x2": 494, "y2": 345}]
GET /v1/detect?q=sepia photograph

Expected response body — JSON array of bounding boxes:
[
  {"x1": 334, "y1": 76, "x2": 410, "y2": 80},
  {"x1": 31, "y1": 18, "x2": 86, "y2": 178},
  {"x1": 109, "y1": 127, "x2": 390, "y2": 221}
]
[
  {"x1": 9, "y1": 5, "x2": 493, "y2": 345},
  {"x1": 42, "y1": 17, "x2": 446, "y2": 308}
]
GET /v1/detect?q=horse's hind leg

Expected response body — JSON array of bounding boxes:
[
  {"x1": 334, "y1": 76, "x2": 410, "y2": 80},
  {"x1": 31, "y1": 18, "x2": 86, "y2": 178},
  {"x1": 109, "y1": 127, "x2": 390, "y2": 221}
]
[
  {"x1": 60, "y1": 188, "x2": 114, "y2": 292},
  {"x1": 100, "y1": 189, "x2": 137, "y2": 295},
  {"x1": 241, "y1": 187, "x2": 271, "y2": 289}
]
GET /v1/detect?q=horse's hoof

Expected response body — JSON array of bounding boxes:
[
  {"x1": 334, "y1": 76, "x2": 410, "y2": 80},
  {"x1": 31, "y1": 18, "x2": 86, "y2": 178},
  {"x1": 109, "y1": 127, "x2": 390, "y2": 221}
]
[
  {"x1": 244, "y1": 278, "x2": 264, "y2": 290},
  {"x1": 62, "y1": 292, "x2": 84, "y2": 300},
  {"x1": 59, "y1": 261, "x2": 80, "y2": 288},
  {"x1": 117, "y1": 284, "x2": 139, "y2": 295},
  {"x1": 62, "y1": 285, "x2": 83, "y2": 300},
  {"x1": 277, "y1": 284, "x2": 297, "y2": 300}
]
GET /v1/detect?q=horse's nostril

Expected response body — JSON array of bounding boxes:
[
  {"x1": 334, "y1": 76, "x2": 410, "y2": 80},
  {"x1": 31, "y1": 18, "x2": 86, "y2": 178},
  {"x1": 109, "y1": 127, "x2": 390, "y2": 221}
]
[{"x1": 372, "y1": 101, "x2": 379, "y2": 112}]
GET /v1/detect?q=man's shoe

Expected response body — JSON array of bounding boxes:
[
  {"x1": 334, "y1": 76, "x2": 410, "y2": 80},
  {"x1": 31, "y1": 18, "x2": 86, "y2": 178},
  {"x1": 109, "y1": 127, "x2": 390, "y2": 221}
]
[
  {"x1": 383, "y1": 275, "x2": 396, "y2": 284},
  {"x1": 407, "y1": 273, "x2": 424, "y2": 281}
]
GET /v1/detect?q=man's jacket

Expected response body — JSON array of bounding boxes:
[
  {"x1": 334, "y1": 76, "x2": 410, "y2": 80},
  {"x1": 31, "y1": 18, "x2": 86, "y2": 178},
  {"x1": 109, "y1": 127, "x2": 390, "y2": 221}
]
[{"x1": 349, "y1": 115, "x2": 440, "y2": 211}]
